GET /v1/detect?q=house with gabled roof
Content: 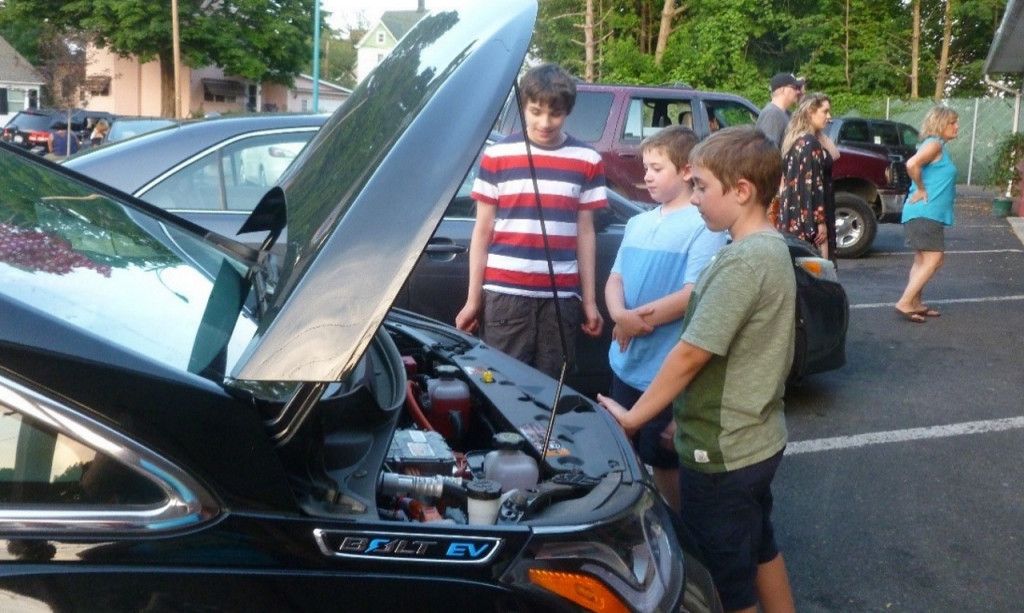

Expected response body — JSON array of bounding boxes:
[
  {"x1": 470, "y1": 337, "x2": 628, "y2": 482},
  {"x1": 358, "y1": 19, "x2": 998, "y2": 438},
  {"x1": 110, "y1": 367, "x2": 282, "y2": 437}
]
[
  {"x1": 354, "y1": 1, "x2": 427, "y2": 83},
  {"x1": 0, "y1": 35, "x2": 45, "y2": 124}
]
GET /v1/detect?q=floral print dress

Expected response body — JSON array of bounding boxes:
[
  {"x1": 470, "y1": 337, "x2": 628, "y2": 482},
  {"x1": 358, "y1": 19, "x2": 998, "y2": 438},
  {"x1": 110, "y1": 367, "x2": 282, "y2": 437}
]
[{"x1": 778, "y1": 133, "x2": 833, "y2": 255}]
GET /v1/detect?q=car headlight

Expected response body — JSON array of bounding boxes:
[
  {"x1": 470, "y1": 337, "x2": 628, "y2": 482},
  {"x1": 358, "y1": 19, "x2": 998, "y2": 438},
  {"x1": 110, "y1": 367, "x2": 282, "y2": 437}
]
[
  {"x1": 795, "y1": 256, "x2": 839, "y2": 282},
  {"x1": 500, "y1": 492, "x2": 683, "y2": 612}
]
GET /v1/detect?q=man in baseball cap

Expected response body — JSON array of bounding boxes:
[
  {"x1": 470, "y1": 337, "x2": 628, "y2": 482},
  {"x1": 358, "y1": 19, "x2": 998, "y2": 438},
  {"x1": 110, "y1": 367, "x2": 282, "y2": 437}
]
[{"x1": 755, "y1": 72, "x2": 806, "y2": 148}]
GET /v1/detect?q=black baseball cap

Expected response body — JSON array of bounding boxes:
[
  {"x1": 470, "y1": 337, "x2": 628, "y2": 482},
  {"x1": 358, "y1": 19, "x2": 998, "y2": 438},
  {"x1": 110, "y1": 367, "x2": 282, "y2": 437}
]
[{"x1": 770, "y1": 72, "x2": 805, "y2": 91}]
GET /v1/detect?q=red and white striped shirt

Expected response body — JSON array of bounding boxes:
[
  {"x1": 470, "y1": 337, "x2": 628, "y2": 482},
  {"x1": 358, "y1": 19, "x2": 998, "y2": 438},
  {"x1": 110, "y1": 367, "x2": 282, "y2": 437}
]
[{"x1": 472, "y1": 133, "x2": 607, "y2": 299}]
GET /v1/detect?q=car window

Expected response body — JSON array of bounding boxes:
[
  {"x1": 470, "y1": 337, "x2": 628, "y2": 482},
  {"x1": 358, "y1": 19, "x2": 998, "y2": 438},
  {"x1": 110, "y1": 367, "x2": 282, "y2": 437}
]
[
  {"x1": 873, "y1": 122, "x2": 900, "y2": 146},
  {"x1": 900, "y1": 125, "x2": 919, "y2": 147},
  {"x1": 706, "y1": 100, "x2": 756, "y2": 129},
  {"x1": 143, "y1": 131, "x2": 314, "y2": 212},
  {"x1": 622, "y1": 97, "x2": 692, "y2": 140},
  {"x1": 0, "y1": 406, "x2": 165, "y2": 505},
  {"x1": 9, "y1": 113, "x2": 53, "y2": 131},
  {"x1": 838, "y1": 120, "x2": 870, "y2": 143},
  {"x1": 563, "y1": 91, "x2": 614, "y2": 142}
]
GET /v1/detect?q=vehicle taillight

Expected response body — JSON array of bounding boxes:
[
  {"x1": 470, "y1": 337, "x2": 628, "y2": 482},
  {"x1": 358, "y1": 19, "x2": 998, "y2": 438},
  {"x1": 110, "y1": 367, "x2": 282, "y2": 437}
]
[{"x1": 28, "y1": 131, "x2": 49, "y2": 144}]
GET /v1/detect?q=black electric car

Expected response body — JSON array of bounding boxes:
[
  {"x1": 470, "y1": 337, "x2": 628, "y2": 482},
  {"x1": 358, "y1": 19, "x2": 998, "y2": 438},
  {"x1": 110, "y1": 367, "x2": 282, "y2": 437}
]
[{"x1": 0, "y1": 2, "x2": 720, "y2": 611}]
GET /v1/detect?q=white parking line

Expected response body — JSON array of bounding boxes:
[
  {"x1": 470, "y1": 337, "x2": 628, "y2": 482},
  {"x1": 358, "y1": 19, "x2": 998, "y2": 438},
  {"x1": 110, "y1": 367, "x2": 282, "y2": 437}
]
[
  {"x1": 850, "y1": 295, "x2": 1024, "y2": 310},
  {"x1": 786, "y1": 417, "x2": 1024, "y2": 455},
  {"x1": 873, "y1": 248, "x2": 1023, "y2": 256}
]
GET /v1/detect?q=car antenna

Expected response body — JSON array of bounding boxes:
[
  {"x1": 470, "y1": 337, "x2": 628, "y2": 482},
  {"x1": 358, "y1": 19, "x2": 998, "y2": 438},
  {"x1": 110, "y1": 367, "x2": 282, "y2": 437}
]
[{"x1": 512, "y1": 83, "x2": 569, "y2": 459}]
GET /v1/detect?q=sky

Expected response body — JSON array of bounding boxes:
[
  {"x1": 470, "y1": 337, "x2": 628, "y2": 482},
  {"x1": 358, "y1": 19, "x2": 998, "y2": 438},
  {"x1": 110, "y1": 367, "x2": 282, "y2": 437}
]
[{"x1": 321, "y1": 0, "x2": 464, "y2": 33}]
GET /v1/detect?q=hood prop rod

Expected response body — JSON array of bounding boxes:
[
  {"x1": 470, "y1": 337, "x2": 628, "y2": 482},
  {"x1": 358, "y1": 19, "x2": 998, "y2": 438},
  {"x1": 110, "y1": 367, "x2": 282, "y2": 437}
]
[{"x1": 513, "y1": 84, "x2": 569, "y2": 460}]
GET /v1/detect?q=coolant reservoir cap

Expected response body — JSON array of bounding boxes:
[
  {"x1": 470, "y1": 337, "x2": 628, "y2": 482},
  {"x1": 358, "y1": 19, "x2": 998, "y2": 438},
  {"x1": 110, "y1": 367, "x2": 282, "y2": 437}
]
[
  {"x1": 436, "y1": 365, "x2": 461, "y2": 378},
  {"x1": 492, "y1": 431, "x2": 525, "y2": 450},
  {"x1": 465, "y1": 479, "x2": 502, "y2": 500}
]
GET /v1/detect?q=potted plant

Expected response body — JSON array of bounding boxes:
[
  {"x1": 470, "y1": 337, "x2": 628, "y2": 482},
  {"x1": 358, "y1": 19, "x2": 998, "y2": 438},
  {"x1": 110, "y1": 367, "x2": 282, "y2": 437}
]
[{"x1": 991, "y1": 132, "x2": 1024, "y2": 217}]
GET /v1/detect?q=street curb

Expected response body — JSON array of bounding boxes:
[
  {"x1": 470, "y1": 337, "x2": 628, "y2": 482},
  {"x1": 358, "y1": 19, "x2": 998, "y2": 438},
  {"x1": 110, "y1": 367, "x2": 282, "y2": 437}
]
[{"x1": 1009, "y1": 217, "x2": 1024, "y2": 248}]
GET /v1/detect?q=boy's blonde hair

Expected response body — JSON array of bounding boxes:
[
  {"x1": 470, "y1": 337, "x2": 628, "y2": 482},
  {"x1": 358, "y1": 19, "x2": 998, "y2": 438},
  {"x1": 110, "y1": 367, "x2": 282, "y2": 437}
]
[
  {"x1": 919, "y1": 106, "x2": 958, "y2": 139},
  {"x1": 641, "y1": 125, "x2": 699, "y2": 173},
  {"x1": 690, "y1": 126, "x2": 782, "y2": 208}
]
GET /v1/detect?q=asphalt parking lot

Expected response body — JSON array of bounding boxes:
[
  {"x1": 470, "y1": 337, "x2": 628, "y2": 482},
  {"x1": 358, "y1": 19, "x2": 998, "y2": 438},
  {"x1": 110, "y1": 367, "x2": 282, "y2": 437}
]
[{"x1": 775, "y1": 190, "x2": 1024, "y2": 611}]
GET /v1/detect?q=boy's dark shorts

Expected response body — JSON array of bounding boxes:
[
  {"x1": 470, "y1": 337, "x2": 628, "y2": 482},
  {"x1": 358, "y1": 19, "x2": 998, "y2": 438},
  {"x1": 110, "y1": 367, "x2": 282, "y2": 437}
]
[
  {"x1": 481, "y1": 290, "x2": 580, "y2": 380},
  {"x1": 904, "y1": 217, "x2": 945, "y2": 252},
  {"x1": 678, "y1": 449, "x2": 784, "y2": 611},
  {"x1": 609, "y1": 375, "x2": 678, "y2": 469}
]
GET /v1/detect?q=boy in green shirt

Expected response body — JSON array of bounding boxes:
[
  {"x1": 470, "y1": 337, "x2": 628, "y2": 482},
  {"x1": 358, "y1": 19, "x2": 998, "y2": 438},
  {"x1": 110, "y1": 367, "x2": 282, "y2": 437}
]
[{"x1": 598, "y1": 126, "x2": 797, "y2": 613}]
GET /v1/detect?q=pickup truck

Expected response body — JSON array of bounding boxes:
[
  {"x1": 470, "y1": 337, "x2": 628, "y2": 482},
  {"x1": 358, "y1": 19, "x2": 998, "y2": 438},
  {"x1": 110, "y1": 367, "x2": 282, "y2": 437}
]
[{"x1": 498, "y1": 83, "x2": 907, "y2": 258}]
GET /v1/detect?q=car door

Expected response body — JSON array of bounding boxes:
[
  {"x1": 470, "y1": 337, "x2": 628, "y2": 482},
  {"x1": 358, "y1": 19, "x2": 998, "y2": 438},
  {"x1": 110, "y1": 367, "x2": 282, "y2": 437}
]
[{"x1": 610, "y1": 93, "x2": 694, "y2": 202}]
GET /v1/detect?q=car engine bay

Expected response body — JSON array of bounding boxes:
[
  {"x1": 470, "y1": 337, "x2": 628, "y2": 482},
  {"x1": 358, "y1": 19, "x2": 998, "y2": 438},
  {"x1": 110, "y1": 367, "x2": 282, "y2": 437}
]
[{"x1": 285, "y1": 310, "x2": 640, "y2": 528}]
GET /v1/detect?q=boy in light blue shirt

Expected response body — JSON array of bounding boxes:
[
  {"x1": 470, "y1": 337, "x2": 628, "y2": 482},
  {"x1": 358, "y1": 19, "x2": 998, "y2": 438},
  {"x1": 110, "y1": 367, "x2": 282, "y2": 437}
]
[{"x1": 604, "y1": 126, "x2": 727, "y2": 512}]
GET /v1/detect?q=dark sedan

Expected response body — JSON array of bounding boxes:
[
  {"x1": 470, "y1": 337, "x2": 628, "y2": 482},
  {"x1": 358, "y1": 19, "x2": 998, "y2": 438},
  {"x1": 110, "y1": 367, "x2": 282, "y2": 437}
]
[{"x1": 0, "y1": 3, "x2": 721, "y2": 611}]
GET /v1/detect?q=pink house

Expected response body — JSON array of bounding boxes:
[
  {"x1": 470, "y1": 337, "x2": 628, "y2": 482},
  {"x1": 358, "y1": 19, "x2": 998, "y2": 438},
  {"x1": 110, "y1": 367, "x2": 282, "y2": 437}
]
[{"x1": 82, "y1": 44, "x2": 350, "y2": 117}]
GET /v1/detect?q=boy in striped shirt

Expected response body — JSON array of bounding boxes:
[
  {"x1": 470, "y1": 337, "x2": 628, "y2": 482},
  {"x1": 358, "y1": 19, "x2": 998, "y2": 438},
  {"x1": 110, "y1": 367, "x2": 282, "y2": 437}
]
[{"x1": 455, "y1": 63, "x2": 607, "y2": 378}]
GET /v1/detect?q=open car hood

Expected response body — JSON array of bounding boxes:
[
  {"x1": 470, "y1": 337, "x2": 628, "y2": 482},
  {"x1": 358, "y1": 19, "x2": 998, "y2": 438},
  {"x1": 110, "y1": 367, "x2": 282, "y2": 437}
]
[{"x1": 231, "y1": 0, "x2": 536, "y2": 382}]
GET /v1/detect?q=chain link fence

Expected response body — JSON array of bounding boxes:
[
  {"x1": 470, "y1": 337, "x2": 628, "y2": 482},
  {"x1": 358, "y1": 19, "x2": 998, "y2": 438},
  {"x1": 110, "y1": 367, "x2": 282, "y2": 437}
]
[{"x1": 839, "y1": 95, "x2": 1024, "y2": 188}]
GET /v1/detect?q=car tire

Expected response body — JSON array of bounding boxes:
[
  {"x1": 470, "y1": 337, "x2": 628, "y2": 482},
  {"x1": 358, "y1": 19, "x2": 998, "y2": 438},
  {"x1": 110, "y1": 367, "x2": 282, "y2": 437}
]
[{"x1": 834, "y1": 192, "x2": 877, "y2": 259}]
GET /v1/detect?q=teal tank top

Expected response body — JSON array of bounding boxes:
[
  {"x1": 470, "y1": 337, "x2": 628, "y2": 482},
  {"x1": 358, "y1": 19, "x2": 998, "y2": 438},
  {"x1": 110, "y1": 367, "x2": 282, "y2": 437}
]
[{"x1": 901, "y1": 136, "x2": 956, "y2": 226}]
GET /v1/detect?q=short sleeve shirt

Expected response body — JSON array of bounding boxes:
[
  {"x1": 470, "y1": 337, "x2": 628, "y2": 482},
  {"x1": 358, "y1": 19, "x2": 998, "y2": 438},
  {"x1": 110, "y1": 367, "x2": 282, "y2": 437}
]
[
  {"x1": 471, "y1": 133, "x2": 607, "y2": 299},
  {"x1": 755, "y1": 103, "x2": 790, "y2": 149},
  {"x1": 673, "y1": 231, "x2": 796, "y2": 473},
  {"x1": 608, "y1": 205, "x2": 727, "y2": 389}
]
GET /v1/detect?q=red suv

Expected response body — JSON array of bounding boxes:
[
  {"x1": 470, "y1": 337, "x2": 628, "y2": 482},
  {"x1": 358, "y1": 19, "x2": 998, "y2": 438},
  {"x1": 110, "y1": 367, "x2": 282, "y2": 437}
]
[{"x1": 499, "y1": 83, "x2": 906, "y2": 258}]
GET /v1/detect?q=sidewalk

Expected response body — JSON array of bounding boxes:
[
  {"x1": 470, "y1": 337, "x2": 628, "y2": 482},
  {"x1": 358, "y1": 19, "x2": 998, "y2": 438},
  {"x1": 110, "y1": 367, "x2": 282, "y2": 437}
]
[{"x1": 955, "y1": 184, "x2": 1024, "y2": 246}]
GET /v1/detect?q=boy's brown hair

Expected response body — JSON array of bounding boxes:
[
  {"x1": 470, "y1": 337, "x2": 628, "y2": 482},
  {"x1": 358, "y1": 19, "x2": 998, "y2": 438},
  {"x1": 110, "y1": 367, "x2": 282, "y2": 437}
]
[
  {"x1": 690, "y1": 126, "x2": 781, "y2": 208},
  {"x1": 519, "y1": 63, "x2": 576, "y2": 114},
  {"x1": 641, "y1": 125, "x2": 699, "y2": 174}
]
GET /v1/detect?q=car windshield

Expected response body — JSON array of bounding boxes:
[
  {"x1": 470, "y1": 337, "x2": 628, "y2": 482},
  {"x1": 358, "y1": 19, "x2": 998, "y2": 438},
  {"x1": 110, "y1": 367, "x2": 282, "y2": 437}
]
[
  {"x1": 0, "y1": 147, "x2": 258, "y2": 382},
  {"x1": 8, "y1": 113, "x2": 54, "y2": 131}
]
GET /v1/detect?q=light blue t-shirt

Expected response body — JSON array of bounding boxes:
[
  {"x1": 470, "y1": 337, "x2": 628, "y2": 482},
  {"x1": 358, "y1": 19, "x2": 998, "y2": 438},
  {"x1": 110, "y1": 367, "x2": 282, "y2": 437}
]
[
  {"x1": 609, "y1": 205, "x2": 727, "y2": 390},
  {"x1": 901, "y1": 136, "x2": 957, "y2": 226}
]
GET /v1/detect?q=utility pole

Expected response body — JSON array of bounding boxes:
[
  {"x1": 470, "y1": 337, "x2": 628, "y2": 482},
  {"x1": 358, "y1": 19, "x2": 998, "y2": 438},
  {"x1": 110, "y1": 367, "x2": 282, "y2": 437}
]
[
  {"x1": 312, "y1": 0, "x2": 321, "y2": 112},
  {"x1": 171, "y1": 0, "x2": 182, "y2": 118}
]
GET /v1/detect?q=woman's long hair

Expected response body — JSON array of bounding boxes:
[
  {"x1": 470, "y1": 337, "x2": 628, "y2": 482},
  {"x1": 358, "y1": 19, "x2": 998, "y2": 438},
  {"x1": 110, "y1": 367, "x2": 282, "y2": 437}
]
[
  {"x1": 919, "y1": 106, "x2": 958, "y2": 140},
  {"x1": 781, "y1": 93, "x2": 831, "y2": 155}
]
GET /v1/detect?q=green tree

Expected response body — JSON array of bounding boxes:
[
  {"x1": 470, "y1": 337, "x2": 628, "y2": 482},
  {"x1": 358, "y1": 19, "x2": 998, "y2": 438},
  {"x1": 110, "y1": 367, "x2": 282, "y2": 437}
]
[
  {"x1": 305, "y1": 27, "x2": 357, "y2": 89},
  {"x1": 3, "y1": 0, "x2": 313, "y2": 117}
]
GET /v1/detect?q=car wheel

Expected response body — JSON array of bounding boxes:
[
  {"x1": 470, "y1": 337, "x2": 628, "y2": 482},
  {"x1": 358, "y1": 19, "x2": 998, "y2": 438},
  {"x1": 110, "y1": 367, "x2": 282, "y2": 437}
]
[{"x1": 834, "y1": 192, "x2": 877, "y2": 259}]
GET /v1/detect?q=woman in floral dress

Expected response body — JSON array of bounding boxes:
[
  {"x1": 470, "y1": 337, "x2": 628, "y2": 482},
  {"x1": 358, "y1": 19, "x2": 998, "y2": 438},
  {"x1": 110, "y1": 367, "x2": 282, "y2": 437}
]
[{"x1": 777, "y1": 93, "x2": 839, "y2": 260}]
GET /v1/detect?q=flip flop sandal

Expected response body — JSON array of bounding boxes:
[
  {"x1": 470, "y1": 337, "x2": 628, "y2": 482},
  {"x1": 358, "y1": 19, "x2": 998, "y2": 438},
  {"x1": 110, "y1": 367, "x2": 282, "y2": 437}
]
[
  {"x1": 915, "y1": 307, "x2": 941, "y2": 317},
  {"x1": 896, "y1": 308, "x2": 926, "y2": 323}
]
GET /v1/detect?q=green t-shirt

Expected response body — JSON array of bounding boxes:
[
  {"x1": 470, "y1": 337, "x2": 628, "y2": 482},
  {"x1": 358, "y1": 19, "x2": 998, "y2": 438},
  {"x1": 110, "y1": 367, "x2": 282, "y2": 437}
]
[{"x1": 673, "y1": 230, "x2": 796, "y2": 473}]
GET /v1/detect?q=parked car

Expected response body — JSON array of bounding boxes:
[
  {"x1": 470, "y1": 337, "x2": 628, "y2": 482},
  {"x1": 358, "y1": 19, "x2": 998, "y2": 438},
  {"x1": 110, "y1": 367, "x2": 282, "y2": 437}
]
[
  {"x1": 509, "y1": 83, "x2": 907, "y2": 258},
  {"x1": 103, "y1": 116, "x2": 180, "y2": 144},
  {"x1": 65, "y1": 113, "x2": 326, "y2": 233},
  {"x1": 67, "y1": 122, "x2": 848, "y2": 396},
  {"x1": 1, "y1": 108, "x2": 117, "y2": 154},
  {"x1": 0, "y1": 3, "x2": 723, "y2": 611},
  {"x1": 825, "y1": 116, "x2": 919, "y2": 163},
  {"x1": 1, "y1": 108, "x2": 61, "y2": 151}
]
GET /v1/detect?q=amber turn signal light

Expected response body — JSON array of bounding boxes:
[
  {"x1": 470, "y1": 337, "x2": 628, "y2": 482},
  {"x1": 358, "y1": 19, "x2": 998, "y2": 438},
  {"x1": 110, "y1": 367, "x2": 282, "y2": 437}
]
[{"x1": 527, "y1": 568, "x2": 630, "y2": 613}]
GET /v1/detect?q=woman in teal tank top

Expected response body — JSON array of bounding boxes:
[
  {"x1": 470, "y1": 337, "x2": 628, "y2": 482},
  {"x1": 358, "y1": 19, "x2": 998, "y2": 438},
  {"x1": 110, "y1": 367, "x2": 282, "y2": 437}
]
[{"x1": 894, "y1": 106, "x2": 959, "y2": 323}]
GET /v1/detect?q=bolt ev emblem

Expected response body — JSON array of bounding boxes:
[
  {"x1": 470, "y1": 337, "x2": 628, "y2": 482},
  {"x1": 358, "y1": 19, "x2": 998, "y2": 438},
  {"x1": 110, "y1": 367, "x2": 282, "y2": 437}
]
[{"x1": 314, "y1": 529, "x2": 501, "y2": 564}]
